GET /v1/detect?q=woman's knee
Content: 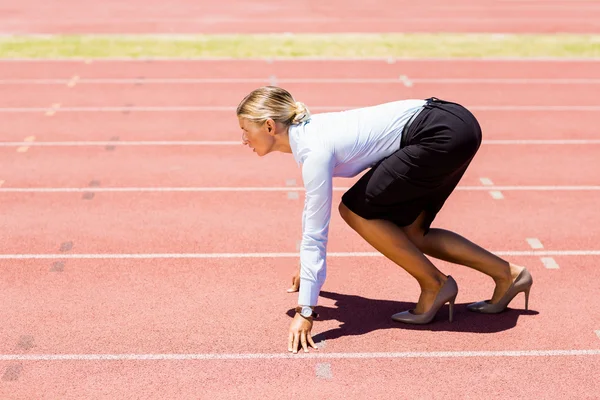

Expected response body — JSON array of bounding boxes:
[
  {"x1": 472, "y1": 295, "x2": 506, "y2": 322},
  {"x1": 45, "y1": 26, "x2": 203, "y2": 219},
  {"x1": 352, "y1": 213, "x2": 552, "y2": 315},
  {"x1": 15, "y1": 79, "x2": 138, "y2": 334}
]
[
  {"x1": 338, "y1": 201, "x2": 352, "y2": 223},
  {"x1": 402, "y1": 213, "x2": 428, "y2": 249},
  {"x1": 339, "y1": 201, "x2": 365, "y2": 230}
]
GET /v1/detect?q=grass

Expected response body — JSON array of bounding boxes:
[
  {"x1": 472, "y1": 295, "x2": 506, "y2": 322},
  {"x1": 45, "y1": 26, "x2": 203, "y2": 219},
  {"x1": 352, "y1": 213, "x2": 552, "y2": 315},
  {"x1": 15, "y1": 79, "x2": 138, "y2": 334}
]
[{"x1": 0, "y1": 33, "x2": 599, "y2": 58}]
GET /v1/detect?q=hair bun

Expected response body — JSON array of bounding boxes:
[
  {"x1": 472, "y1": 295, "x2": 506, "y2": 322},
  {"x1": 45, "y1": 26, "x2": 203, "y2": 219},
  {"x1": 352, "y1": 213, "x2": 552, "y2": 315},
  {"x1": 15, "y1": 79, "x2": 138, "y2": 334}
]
[{"x1": 292, "y1": 101, "x2": 311, "y2": 124}]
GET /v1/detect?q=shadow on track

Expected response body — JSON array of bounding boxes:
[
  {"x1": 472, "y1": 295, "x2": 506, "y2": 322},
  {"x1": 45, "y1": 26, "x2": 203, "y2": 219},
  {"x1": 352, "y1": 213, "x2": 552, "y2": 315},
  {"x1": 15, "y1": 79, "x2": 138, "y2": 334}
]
[{"x1": 287, "y1": 290, "x2": 538, "y2": 341}]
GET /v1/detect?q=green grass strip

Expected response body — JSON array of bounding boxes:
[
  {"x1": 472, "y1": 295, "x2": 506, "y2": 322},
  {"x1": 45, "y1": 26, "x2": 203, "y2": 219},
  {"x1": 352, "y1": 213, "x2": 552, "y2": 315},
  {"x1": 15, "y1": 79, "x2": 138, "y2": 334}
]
[{"x1": 0, "y1": 34, "x2": 599, "y2": 59}]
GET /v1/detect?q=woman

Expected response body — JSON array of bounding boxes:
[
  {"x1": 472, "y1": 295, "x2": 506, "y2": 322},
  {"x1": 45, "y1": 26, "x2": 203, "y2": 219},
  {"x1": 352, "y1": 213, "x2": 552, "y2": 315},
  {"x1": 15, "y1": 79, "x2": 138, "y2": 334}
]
[{"x1": 236, "y1": 86, "x2": 533, "y2": 354}]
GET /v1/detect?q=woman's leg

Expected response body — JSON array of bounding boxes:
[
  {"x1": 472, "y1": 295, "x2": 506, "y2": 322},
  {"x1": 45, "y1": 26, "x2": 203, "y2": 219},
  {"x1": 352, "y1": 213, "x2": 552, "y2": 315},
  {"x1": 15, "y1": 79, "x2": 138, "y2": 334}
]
[
  {"x1": 403, "y1": 211, "x2": 524, "y2": 303},
  {"x1": 338, "y1": 202, "x2": 448, "y2": 314}
]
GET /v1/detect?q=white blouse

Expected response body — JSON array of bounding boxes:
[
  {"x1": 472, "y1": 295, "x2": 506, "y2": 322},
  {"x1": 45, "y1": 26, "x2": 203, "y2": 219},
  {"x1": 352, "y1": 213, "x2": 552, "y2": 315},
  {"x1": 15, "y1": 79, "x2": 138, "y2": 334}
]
[{"x1": 288, "y1": 99, "x2": 426, "y2": 306}]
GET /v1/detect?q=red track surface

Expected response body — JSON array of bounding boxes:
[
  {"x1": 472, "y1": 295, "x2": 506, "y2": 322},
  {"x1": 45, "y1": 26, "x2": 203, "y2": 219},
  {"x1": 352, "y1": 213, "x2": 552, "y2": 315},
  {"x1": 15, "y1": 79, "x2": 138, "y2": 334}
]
[
  {"x1": 1, "y1": 59, "x2": 599, "y2": 398},
  {"x1": 1, "y1": 0, "x2": 599, "y2": 33}
]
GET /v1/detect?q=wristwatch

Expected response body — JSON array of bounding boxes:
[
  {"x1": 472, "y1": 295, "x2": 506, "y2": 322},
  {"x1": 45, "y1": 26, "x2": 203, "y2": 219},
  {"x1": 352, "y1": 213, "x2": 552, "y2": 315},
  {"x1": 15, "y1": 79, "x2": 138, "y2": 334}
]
[{"x1": 295, "y1": 306, "x2": 318, "y2": 319}]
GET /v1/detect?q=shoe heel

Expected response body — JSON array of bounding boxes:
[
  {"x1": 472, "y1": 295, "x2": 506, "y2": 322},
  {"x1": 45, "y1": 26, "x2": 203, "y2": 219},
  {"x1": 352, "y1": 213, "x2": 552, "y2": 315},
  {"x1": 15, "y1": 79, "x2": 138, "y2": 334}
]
[
  {"x1": 448, "y1": 295, "x2": 457, "y2": 323},
  {"x1": 524, "y1": 287, "x2": 531, "y2": 311}
]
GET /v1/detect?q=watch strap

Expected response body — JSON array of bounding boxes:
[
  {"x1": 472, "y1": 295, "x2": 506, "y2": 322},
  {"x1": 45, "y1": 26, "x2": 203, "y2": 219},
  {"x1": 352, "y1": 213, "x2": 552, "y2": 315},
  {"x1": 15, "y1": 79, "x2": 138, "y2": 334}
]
[{"x1": 295, "y1": 306, "x2": 318, "y2": 319}]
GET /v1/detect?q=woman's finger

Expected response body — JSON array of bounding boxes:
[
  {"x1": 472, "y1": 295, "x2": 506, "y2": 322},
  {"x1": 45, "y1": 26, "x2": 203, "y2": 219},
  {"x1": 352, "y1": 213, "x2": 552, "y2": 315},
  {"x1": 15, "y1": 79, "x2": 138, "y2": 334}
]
[
  {"x1": 288, "y1": 331, "x2": 294, "y2": 352},
  {"x1": 301, "y1": 331, "x2": 309, "y2": 353},
  {"x1": 287, "y1": 274, "x2": 299, "y2": 293},
  {"x1": 292, "y1": 332, "x2": 300, "y2": 354},
  {"x1": 307, "y1": 334, "x2": 319, "y2": 350}
]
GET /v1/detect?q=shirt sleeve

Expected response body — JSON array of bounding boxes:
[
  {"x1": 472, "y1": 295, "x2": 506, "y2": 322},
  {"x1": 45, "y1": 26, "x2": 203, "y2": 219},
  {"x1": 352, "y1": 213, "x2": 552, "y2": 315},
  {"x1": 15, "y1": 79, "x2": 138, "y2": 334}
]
[{"x1": 297, "y1": 151, "x2": 336, "y2": 307}]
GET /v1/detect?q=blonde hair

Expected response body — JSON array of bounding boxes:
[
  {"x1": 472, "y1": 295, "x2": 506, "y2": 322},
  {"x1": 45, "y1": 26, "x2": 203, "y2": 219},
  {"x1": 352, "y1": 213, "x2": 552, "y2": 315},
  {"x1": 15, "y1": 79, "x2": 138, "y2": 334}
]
[{"x1": 236, "y1": 86, "x2": 311, "y2": 126}]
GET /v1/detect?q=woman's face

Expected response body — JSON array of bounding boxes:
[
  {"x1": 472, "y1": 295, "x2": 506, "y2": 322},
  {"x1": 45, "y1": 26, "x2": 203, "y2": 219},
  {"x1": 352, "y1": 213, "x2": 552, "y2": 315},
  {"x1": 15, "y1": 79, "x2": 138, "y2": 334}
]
[{"x1": 239, "y1": 117, "x2": 275, "y2": 157}]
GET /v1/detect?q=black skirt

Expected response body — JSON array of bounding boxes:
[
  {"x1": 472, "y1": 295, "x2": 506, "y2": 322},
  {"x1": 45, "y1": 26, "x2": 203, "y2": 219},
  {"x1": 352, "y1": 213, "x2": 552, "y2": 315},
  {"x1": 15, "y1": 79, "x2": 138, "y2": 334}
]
[{"x1": 341, "y1": 97, "x2": 482, "y2": 232}]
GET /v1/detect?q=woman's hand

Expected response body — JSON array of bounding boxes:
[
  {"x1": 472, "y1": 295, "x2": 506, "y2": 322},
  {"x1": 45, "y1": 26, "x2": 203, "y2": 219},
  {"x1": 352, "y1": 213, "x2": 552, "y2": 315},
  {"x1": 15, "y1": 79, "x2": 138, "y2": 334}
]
[{"x1": 288, "y1": 312, "x2": 319, "y2": 353}]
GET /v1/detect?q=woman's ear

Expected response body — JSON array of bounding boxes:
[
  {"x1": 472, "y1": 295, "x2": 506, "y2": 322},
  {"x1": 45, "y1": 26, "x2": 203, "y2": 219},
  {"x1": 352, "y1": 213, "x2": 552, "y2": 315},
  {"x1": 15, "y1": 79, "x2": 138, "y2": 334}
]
[{"x1": 265, "y1": 119, "x2": 276, "y2": 136}]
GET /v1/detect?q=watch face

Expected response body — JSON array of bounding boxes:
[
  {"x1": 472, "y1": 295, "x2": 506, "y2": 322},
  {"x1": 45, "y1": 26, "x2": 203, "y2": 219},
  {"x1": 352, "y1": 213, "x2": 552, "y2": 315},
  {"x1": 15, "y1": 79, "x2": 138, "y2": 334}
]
[{"x1": 301, "y1": 307, "x2": 312, "y2": 317}]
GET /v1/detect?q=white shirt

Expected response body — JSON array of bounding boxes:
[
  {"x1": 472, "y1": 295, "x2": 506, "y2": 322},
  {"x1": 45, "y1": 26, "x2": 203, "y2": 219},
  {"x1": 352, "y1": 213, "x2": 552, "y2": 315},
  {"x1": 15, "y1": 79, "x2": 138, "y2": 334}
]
[{"x1": 288, "y1": 99, "x2": 426, "y2": 306}]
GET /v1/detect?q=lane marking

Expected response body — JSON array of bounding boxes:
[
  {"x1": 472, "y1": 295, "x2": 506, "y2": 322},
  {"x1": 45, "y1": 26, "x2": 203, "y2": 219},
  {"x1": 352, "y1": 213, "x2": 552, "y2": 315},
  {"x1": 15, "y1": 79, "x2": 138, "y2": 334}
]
[
  {"x1": 399, "y1": 75, "x2": 413, "y2": 87},
  {"x1": 287, "y1": 191, "x2": 299, "y2": 200},
  {"x1": 0, "y1": 185, "x2": 599, "y2": 194},
  {"x1": 17, "y1": 336, "x2": 35, "y2": 351},
  {"x1": 66, "y1": 76, "x2": 79, "y2": 88},
  {"x1": 4, "y1": 77, "x2": 600, "y2": 85},
  {"x1": 526, "y1": 238, "x2": 544, "y2": 249},
  {"x1": 489, "y1": 191, "x2": 505, "y2": 199},
  {"x1": 0, "y1": 250, "x2": 598, "y2": 260},
  {"x1": 105, "y1": 136, "x2": 119, "y2": 151},
  {"x1": 83, "y1": 178, "x2": 100, "y2": 199},
  {"x1": 2, "y1": 57, "x2": 600, "y2": 62},
  {"x1": 480, "y1": 178, "x2": 503, "y2": 199},
  {"x1": 1, "y1": 139, "x2": 600, "y2": 147},
  {"x1": 0, "y1": 16, "x2": 596, "y2": 24},
  {"x1": 595, "y1": 331, "x2": 600, "y2": 340},
  {"x1": 541, "y1": 257, "x2": 560, "y2": 269},
  {"x1": 45, "y1": 103, "x2": 61, "y2": 116},
  {"x1": 0, "y1": 349, "x2": 599, "y2": 361},
  {"x1": 483, "y1": 140, "x2": 600, "y2": 145},
  {"x1": 316, "y1": 363, "x2": 333, "y2": 379},
  {"x1": 59, "y1": 242, "x2": 73, "y2": 252},
  {"x1": 2, "y1": 364, "x2": 23, "y2": 381},
  {"x1": 2, "y1": 105, "x2": 600, "y2": 113},
  {"x1": 16, "y1": 136, "x2": 35, "y2": 153},
  {"x1": 50, "y1": 261, "x2": 65, "y2": 272}
]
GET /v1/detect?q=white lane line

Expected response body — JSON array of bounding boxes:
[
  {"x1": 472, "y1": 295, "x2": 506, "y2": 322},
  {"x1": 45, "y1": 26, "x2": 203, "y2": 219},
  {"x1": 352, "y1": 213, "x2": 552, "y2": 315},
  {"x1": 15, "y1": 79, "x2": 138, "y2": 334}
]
[
  {"x1": 16, "y1": 136, "x2": 35, "y2": 153},
  {"x1": 1, "y1": 139, "x2": 600, "y2": 147},
  {"x1": 485, "y1": 140, "x2": 600, "y2": 145},
  {"x1": 541, "y1": 257, "x2": 560, "y2": 269},
  {"x1": 2, "y1": 57, "x2": 600, "y2": 62},
  {"x1": 1, "y1": 106, "x2": 600, "y2": 113},
  {"x1": 526, "y1": 238, "x2": 544, "y2": 249},
  {"x1": 4, "y1": 78, "x2": 600, "y2": 85},
  {"x1": 480, "y1": 178, "x2": 494, "y2": 186},
  {"x1": 0, "y1": 141, "x2": 244, "y2": 147},
  {"x1": 0, "y1": 349, "x2": 599, "y2": 361},
  {"x1": 0, "y1": 250, "x2": 598, "y2": 260},
  {"x1": 595, "y1": 331, "x2": 600, "y2": 340},
  {"x1": 287, "y1": 191, "x2": 299, "y2": 200},
  {"x1": 0, "y1": 186, "x2": 599, "y2": 193}
]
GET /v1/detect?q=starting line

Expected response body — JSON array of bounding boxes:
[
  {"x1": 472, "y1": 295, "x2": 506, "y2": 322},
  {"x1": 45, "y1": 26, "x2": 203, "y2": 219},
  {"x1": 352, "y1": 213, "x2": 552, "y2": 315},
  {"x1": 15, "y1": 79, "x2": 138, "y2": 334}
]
[
  {"x1": 0, "y1": 250, "x2": 599, "y2": 259},
  {"x1": 1, "y1": 349, "x2": 599, "y2": 361},
  {"x1": 0, "y1": 186, "x2": 599, "y2": 193},
  {"x1": 1, "y1": 139, "x2": 600, "y2": 146}
]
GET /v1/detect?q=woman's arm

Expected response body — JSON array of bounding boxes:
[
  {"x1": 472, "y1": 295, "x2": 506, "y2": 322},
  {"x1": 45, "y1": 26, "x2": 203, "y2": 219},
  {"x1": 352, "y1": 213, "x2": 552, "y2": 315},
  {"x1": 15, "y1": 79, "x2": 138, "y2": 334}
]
[{"x1": 297, "y1": 151, "x2": 336, "y2": 307}]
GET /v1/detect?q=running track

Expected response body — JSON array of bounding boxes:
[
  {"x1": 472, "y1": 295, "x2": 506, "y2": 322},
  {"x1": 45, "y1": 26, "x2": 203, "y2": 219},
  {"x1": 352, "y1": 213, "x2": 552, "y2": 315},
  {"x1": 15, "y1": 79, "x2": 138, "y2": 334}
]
[
  {"x1": 1, "y1": 59, "x2": 599, "y2": 398},
  {"x1": 1, "y1": 0, "x2": 600, "y2": 33}
]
